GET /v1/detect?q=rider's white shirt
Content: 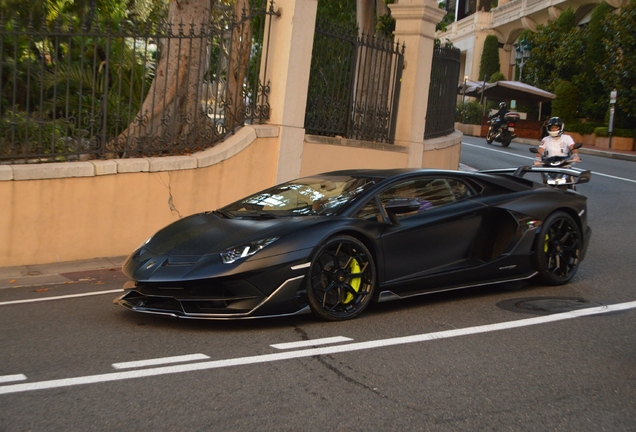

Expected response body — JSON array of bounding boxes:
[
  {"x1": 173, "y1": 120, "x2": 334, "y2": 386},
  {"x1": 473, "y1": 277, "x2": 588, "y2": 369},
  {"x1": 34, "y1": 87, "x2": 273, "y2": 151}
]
[{"x1": 539, "y1": 134, "x2": 575, "y2": 157}]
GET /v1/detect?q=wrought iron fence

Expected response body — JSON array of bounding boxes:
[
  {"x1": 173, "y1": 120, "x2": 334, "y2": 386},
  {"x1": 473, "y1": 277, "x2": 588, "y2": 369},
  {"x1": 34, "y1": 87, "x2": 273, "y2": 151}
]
[
  {"x1": 304, "y1": 20, "x2": 404, "y2": 144},
  {"x1": 0, "y1": 1, "x2": 277, "y2": 164},
  {"x1": 424, "y1": 43, "x2": 461, "y2": 140}
]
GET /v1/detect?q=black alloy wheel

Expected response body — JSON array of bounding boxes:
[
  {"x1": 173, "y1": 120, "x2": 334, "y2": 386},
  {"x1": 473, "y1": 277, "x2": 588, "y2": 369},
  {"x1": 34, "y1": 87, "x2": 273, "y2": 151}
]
[
  {"x1": 307, "y1": 235, "x2": 376, "y2": 321},
  {"x1": 533, "y1": 211, "x2": 582, "y2": 285}
]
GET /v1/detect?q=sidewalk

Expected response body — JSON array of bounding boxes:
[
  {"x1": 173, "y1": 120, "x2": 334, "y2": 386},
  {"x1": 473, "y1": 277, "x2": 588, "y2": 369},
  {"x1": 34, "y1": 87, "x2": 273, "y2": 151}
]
[
  {"x1": 2, "y1": 138, "x2": 634, "y2": 290},
  {"x1": 0, "y1": 256, "x2": 127, "y2": 290}
]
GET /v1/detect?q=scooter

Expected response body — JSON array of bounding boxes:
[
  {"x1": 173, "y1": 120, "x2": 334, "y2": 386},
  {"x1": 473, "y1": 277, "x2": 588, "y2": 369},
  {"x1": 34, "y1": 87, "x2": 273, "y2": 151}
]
[
  {"x1": 529, "y1": 143, "x2": 583, "y2": 190},
  {"x1": 486, "y1": 112, "x2": 520, "y2": 147}
]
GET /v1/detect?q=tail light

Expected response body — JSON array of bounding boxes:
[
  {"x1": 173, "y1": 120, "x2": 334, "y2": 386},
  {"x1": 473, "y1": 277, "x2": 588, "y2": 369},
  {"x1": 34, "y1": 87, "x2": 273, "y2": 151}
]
[{"x1": 509, "y1": 122, "x2": 515, "y2": 127}]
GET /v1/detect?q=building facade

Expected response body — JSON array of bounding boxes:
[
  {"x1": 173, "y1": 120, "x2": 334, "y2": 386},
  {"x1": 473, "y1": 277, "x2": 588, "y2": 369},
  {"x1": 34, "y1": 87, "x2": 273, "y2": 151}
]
[{"x1": 440, "y1": 0, "x2": 627, "y2": 83}]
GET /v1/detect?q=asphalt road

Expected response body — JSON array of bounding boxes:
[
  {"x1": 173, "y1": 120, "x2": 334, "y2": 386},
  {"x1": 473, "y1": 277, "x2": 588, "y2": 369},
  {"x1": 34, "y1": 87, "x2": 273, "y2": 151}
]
[{"x1": 1, "y1": 138, "x2": 635, "y2": 431}]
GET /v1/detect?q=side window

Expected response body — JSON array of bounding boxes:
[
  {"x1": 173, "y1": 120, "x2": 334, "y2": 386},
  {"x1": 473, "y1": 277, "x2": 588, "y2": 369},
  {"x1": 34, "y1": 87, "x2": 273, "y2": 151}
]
[
  {"x1": 354, "y1": 198, "x2": 383, "y2": 222},
  {"x1": 423, "y1": 179, "x2": 456, "y2": 207},
  {"x1": 379, "y1": 179, "x2": 435, "y2": 219},
  {"x1": 447, "y1": 178, "x2": 473, "y2": 200},
  {"x1": 379, "y1": 177, "x2": 473, "y2": 218}
]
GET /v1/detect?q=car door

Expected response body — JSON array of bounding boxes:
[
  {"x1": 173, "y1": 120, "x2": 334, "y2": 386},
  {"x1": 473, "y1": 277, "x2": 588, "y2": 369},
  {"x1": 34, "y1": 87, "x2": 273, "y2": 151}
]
[{"x1": 377, "y1": 176, "x2": 487, "y2": 286}]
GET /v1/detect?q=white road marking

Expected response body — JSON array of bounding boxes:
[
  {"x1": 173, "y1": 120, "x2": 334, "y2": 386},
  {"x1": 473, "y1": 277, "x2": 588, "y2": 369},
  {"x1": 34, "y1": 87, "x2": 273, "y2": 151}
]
[
  {"x1": 271, "y1": 336, "x2": 353, "y2": 350},
  {"x1": 113, "y1": 354, "x2": 211, "y2": 369},
  {"x1": 1, "y1": 300, "x2": 635, "y2": 395},
  {"x1": 462, "y1": 142, "x2": 636, "y2": 183},
  {"x1": 463, "y1": 141, "x2": 537, "y2": 161},
  {"x1": 0, "y1": 289, "x2": 123, "y2": 306},
  {"x1": 0, "y1": 374, "x2": 27, "y2": 384}
]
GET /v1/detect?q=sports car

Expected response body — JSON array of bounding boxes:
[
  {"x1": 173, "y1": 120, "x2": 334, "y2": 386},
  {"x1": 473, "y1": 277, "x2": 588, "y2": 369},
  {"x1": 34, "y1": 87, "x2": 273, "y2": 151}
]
[{"x1": 115, "y1": 167, "x2": 592, "y2": 321}]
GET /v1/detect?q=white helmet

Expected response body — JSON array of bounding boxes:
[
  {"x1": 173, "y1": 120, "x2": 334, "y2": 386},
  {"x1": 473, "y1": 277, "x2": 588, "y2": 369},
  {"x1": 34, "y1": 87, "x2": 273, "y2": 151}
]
[{"x1": 547, "y1": 117, "x2": 564, "y2": 137}]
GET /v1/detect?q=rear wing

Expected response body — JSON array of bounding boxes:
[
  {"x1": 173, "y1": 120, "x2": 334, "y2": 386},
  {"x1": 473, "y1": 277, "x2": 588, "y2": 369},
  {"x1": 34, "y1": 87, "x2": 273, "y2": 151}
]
[{"x1": 480, "y1": 166, "x2": 592, "y2": 185}]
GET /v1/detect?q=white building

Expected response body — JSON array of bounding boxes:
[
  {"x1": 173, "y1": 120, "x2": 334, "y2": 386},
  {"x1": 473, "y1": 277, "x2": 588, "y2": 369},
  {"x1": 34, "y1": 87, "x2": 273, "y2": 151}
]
[{"x1": 439, "y1": 0, "x2": 627, "y2": 83}]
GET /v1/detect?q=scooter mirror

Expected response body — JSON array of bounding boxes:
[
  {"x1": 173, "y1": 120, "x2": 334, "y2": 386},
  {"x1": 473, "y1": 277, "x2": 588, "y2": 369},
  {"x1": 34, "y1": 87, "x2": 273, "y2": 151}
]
[{"x1": 576, "y1": 170, "x2": 592, "y2": 184}]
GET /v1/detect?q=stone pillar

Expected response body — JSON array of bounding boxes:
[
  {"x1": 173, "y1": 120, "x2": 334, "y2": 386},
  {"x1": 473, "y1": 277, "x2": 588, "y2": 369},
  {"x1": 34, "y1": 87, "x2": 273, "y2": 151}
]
[
  {"x1": 263, "y1": 0, "x2": 318, "y2": 183},
  {"x1": 389, "y1": 0, "x2": 446, "y2": 167}
]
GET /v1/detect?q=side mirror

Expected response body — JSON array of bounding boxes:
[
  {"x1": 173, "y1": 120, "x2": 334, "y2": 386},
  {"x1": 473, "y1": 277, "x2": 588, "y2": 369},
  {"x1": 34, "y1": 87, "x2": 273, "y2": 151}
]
[
  {"x1": 384, "y1": 198, "x2": 421, "y2": 215},
  {"x1": 572, "y1": 142, "x2": 583, "y2": 150},
  {"x1": 576, "y1": 170, "x2": 592, "y2": 184},
  {"x1": 529, "y1": 147, "x2": 539, "y2": 154}
]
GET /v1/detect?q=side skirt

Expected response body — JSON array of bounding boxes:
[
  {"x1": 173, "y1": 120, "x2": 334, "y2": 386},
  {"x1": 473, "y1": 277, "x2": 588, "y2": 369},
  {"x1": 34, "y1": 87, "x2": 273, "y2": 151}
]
[{"x1": 375, "y1": 272, "x2": 537, "y2": 303}]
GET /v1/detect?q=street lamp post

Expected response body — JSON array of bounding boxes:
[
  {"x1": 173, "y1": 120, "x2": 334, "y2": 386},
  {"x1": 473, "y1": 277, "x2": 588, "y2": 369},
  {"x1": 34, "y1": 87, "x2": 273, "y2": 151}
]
[
  {"x1": 462, "y1": 75, "x2": 468, "y2": 104},
  {"x1": 609, "y1": 89, "x2": 617, "y2": 149},
  {"x1": 515, "y1": 39, "x2": 531, "y2": 82},
  {"x1": 462, "y1": 75, "x2": 468, "y2": 123}
]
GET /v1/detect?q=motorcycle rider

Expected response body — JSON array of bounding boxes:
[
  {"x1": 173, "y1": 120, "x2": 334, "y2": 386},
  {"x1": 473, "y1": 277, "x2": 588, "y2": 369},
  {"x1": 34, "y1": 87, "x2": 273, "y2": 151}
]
[
  {"x1": 533, "y1": 117, "x2": 581, "y2": 166},
  {"x1": 489, "y1": 102, "x2": 508, "y2": 137}
]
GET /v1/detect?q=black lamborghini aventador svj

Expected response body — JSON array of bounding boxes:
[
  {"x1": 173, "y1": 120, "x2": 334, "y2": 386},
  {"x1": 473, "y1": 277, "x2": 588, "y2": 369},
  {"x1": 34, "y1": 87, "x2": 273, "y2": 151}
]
[{"x1": 115, "y1": 167, "x2": 591, "y2": 321}]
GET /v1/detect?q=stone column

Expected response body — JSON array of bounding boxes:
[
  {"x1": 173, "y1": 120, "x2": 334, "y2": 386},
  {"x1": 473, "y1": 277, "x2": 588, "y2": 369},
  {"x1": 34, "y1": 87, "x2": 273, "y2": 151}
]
[
  {"x1": 263, "y1": 0, "x2": 318, "y2": 183},
  {"x1": 389, "y1": 0, "x2": 446, "y2": 167}
]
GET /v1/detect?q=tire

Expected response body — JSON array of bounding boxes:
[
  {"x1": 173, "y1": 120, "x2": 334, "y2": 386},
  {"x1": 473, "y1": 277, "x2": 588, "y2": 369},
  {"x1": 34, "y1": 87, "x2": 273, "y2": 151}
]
[
  {"x1": 486, "y1": 128, "x2": 494, "y2": 144},
  {"x1": 306, "y1": 235, "x2": 376, "y2": 321},
  {"x1": 501, "y1": 131, "x2": 511, "y2": 147},
  {"x1": 532, "y1": 211, "x2": 582, "y2": 285}
]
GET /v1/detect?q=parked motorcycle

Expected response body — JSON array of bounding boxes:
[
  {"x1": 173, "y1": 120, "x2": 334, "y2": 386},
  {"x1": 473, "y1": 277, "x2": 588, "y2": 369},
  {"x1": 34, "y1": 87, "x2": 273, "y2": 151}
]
[
  {"x1": 529, "y1": 143, "x2": 583, "y2": 190},
  {"x1": 486, "y1": 112, "x2": 520, "y2": 147}
]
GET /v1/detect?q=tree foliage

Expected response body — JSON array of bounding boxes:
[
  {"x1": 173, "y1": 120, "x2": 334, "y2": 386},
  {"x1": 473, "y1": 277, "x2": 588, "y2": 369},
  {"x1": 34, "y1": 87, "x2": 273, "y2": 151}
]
[
  {"x1": 523, "y1": 9, "x2": 583, "y2": 92},
  {"x1": 436, "y1": 0, "x2": 454, "y2": 33},
  {"x1": 522, "y1": 4, "x2": 635, "y2": 127},
  {"x1": 478, "y1": 35, "x2": 500, "y2": 82},
  {"x1": 578, "y1": 2, "x2": 612, "y2": 121},
  {"x1": 552, "y1": 80, "x2": 579, "y2": 124},
  {"x1": 602, "y1": 0, "x2": 636, "y2": 126},
  {"x1": 317, "y1": 0, "x2": 357, "y2": 30}
]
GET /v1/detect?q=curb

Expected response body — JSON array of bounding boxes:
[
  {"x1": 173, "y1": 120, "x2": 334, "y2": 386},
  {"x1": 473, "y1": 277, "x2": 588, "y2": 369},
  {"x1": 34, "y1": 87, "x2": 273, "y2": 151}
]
[{"x1": 0, "y1": 256, "x2": 127, "y2": 290}]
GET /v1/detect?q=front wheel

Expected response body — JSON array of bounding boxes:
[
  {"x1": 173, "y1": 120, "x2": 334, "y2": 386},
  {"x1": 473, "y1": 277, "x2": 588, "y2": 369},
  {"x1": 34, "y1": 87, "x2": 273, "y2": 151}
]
[
  {"x1": 306, "y1": 235, "x2": 376, "y2": 321},
  {"x1": 486, "y1": 128, "x2": 494, "y2": 144},
  {"x1": 532, "y1": 211, "x2": 582, "y2": 285}
]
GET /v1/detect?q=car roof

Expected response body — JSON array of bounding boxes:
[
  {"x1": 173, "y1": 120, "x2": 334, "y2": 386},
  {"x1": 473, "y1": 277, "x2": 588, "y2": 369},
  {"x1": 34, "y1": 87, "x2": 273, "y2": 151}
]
[
  {"x1": 317, "y1": 168, "x2": 469, "y2": 180},
  {"x1": 316, "y1": 168, "x2": 537, "y2": 193}
]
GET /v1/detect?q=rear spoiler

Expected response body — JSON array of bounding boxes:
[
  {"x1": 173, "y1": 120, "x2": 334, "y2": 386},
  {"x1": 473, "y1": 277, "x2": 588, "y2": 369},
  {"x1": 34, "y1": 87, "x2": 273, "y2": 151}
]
[{"x1": 480, "y1": 166, "x2": 592, "y2": 185}]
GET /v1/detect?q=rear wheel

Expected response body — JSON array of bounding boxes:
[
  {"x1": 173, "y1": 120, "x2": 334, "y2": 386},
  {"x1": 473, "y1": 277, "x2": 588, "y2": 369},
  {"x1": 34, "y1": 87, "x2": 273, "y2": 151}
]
[
  {"x1": 307, "y1": 235, "x2": 376, "y2": 321},
  {"x1": 501, "y1": 131, "x2": 511, "y2": 147},
  {"x1": 533, "y1": 211, "x2": 581, "y2": 285}
]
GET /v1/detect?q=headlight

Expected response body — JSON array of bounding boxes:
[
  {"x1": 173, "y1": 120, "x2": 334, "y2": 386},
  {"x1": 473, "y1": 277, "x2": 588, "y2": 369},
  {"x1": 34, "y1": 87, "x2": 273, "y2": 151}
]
[
  {"x1": 136, "y1": 236, "x2": 152, "y2": 251},
  {"x1": 220, "y1": 237, "x2": 279, "y2": 264}
]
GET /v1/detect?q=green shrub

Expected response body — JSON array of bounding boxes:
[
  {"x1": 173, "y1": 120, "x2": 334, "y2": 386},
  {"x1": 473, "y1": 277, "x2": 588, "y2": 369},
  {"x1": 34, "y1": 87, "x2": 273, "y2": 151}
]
[
  {"x1": 456, "y1": 101, "x2": 484, "y2": 125},
  {"x1": 0, "y1": 111, "x2": 77, "y2": 159},
  {"x1": 566, "y1": 122, "x2": 602, "y2": 135},
  {"x1": 593, "y1": 127, "x2": 634, "y2": 138},
  {"x1": 489, "y1": 72, "x2": 505, "y2": 83}
]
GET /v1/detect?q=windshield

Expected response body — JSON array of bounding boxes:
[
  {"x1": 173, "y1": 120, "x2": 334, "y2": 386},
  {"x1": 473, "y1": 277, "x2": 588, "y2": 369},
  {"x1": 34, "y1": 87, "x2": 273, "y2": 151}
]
[{"x1": 220, "y1": 176, "x2": 378, "y2": 217}]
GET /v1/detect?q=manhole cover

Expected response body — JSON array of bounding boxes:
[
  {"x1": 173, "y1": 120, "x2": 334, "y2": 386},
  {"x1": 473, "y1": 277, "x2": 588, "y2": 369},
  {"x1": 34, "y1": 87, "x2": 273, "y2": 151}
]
[{"x1": 497, "y1": 297, "x2": 603, "y2": 315}]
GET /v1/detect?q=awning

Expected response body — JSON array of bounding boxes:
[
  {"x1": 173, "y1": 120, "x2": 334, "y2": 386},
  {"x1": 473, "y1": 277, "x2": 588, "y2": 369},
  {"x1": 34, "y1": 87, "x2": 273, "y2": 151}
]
[{"x1": 459, "y1": 80, "x2": 556, "y2": 104}]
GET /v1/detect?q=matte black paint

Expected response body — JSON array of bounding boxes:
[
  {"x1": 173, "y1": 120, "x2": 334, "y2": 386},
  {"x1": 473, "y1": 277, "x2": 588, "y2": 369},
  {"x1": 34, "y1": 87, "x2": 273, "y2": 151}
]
[{"x1": 115, "y1": 168, "x2": 591, "y2": 320}]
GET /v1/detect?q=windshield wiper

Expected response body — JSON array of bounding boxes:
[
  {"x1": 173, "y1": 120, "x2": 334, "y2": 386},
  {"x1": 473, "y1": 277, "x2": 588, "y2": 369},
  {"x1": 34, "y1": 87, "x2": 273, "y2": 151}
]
[
  {"x1": 213, "y1": 209, "x2": 234, "y2": 219},
  {"x1": 235, "y1": 211, "x2": 279, "y2": 220}
]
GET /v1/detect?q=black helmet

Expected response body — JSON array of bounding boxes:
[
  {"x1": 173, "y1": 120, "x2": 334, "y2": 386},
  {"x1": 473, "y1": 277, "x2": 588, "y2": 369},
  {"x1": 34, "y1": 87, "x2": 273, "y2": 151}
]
[
  {"x1": 546, "y1": 117, "x2": 564, "y2": 137},
  {"x1": 499, "y1": 102, "x2": 507, "y2": 109}
]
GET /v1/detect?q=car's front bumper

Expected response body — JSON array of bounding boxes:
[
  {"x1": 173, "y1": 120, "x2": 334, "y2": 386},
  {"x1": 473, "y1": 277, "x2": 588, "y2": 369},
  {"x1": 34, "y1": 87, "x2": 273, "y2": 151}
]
[{"x1": 114, "y1": 271, "x2": 311, "y2": 319}]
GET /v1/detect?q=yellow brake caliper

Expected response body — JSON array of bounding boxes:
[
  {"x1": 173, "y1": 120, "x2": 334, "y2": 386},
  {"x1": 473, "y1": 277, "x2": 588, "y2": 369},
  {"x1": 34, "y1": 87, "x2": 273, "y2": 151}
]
[
  {"x1": 343, "y1": 259, "x2": 362, "y2": 304},
  {"x1": 544, "y1": 233, "x2": 550, "y2": 253}
]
